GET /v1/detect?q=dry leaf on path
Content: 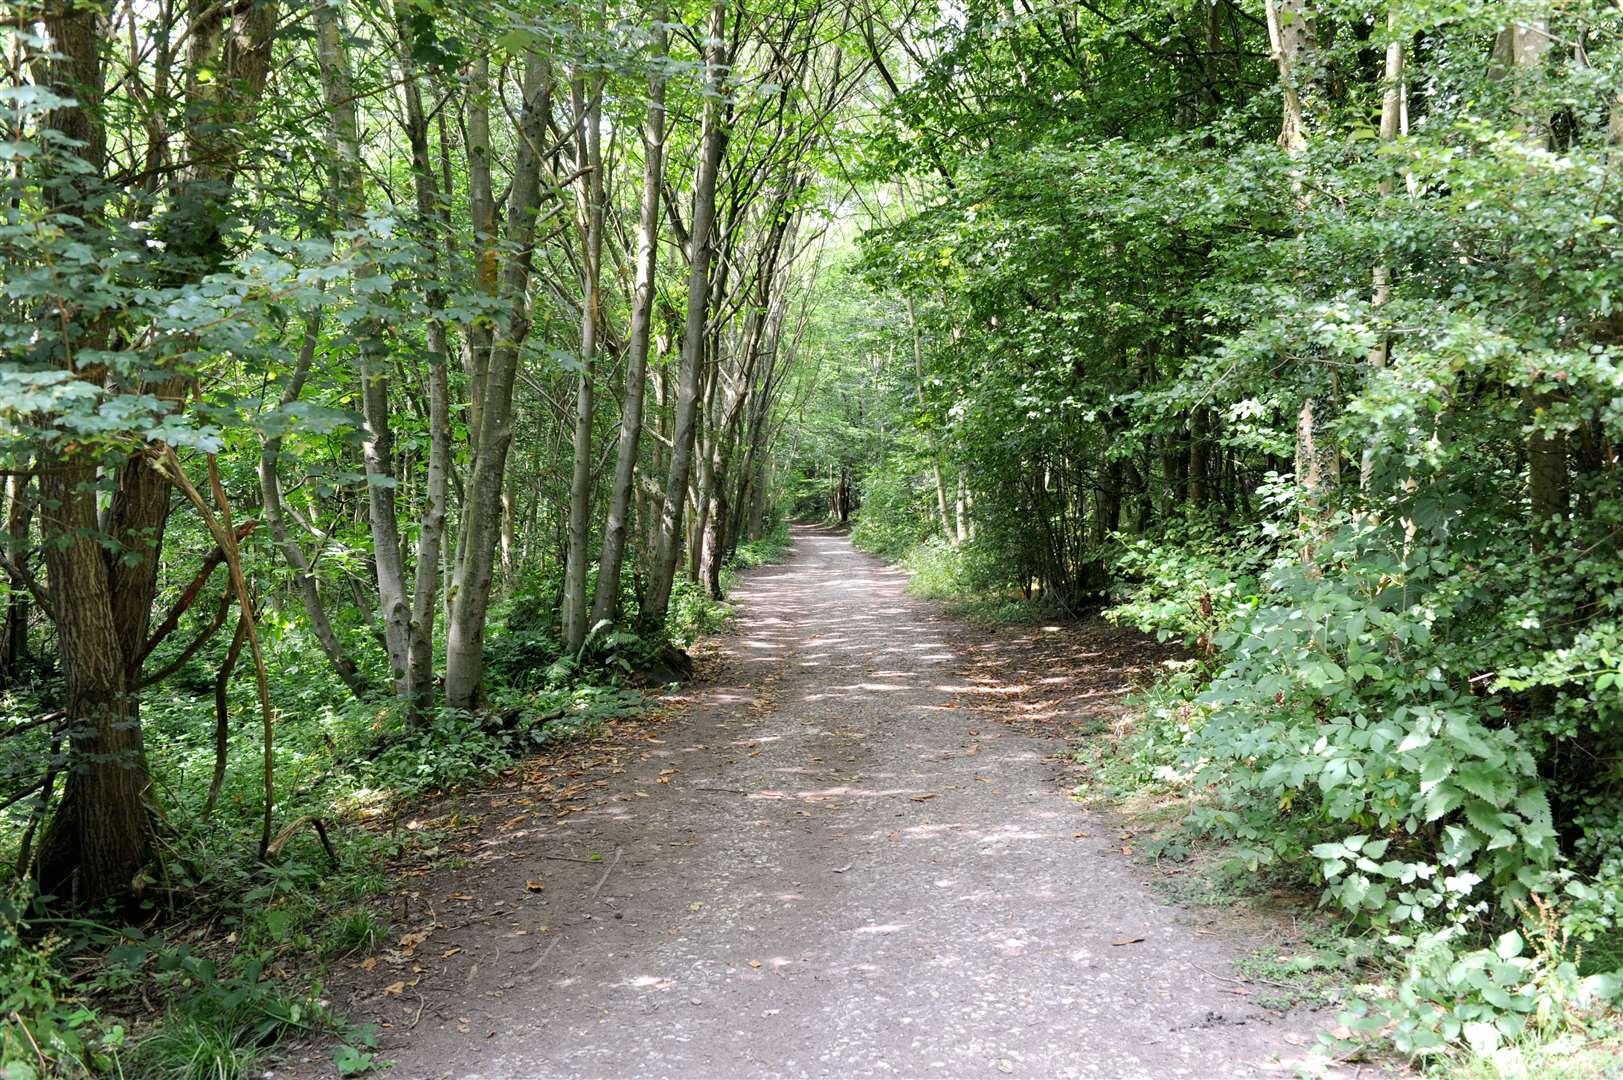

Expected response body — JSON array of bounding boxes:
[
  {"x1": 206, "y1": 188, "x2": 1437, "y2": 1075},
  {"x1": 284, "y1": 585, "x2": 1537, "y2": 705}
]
[
  {"x1": 526, "y1": 880, "x2": 545, "y2": 892},
  {"x1": 1111, "y1": 937, "x2": 1145, "y2": 946}
]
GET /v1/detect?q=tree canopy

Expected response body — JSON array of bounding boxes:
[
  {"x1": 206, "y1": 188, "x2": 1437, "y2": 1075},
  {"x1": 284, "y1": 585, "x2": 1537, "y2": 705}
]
[{"x1": 3, "y1": 0, "x2": 1623, "y2": 1071}]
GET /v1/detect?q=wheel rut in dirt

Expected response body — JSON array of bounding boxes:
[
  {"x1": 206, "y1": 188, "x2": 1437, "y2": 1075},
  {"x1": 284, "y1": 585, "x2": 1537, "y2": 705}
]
[{"x1": 293, "y1": 525, "x2": 1327, "y2": 1079}]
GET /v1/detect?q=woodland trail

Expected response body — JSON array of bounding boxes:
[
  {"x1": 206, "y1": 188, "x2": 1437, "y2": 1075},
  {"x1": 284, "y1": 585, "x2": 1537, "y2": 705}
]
[{"x1": 291, "y1": 526, "x2": 1329, "y2": 1079}]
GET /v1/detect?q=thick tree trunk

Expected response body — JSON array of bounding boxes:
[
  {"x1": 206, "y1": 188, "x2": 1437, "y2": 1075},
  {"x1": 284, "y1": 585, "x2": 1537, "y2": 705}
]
[
  {"x1": 34, "y1": 0, "x2": 276, "y2": 902},
  {"x1": 592, "y1": 19, "x2": 669, "y2": 628},
  {"x1": 35, "y1": 464, "x2": 150, "y2": 903}
]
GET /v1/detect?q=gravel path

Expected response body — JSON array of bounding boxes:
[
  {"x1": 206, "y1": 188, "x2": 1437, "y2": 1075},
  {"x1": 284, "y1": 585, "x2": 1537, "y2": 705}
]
[{"x1": 289, "y1": 526, "x2": 1328, "y2": 1079}]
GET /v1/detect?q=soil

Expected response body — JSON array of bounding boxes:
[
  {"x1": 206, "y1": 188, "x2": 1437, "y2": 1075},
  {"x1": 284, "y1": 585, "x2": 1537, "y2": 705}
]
[{"x1": 277, "y1": 525, "x2": 1334, "y2": 1079}]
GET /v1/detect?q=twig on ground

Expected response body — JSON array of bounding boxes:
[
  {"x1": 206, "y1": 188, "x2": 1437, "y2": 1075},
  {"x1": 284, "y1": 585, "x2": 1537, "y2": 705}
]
[{"x1": 589, "y1": 847, "x2": 622, "y2": 900}]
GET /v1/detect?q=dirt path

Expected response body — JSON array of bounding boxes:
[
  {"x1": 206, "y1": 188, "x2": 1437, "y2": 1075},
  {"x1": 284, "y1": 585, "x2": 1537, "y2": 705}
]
[{"x1": 290, "y1": 526, "x2": 1327, "y2": 1079}]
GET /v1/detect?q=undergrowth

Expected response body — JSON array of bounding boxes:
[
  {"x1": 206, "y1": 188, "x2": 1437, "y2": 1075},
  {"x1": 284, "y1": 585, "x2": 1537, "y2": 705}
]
[
  {"x1": 858, "y1": 509, "x2": 1623, "y2": 1076},
  {"x1": 0, "y1": 520, "x2": 791, "y2": 1078}
]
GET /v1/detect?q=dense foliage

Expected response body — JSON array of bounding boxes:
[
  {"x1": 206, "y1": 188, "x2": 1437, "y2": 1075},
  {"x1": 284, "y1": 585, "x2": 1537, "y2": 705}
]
[
  {"x1": 0, "y1": 0, "x2": 823, "y2": 1068},
  {"x1": 5, "y1": 0, "x2": 1623, "y2": 1070},
  {"x1": 792, "y1": 0, "x2": 1623, "y2": 1064}
]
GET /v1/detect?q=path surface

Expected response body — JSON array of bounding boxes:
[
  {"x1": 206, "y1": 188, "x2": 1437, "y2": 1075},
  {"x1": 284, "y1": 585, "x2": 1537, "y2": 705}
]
[{"x1": 294, "y1": 527, "x2": 1326, "y2": 1079}]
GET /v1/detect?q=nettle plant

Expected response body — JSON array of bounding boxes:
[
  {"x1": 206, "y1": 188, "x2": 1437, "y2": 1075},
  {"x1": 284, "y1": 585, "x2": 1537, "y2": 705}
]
[{"x1": 1191, "y1": 517, "x2": 1558, "y2": 915}]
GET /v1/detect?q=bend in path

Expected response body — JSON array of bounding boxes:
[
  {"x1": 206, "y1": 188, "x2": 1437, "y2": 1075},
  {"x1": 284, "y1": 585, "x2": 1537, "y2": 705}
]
[{"x1": 299, "y1": 525, "x2": 1327, "y2": 1079}]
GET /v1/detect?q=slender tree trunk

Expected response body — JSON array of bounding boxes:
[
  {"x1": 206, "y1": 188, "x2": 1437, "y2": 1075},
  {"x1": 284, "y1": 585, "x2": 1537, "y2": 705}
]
[
  {"x1": 397, "y1": 7, "x2": 453, "y2": 718},
  {"x1": 642, "y1": 0, "x2": 729, "y2": 628},
  {"x1": 561, "y1": 74, "x2": 607, "y2": 652},
  {"x1": 593, "y1": 18, "x2": 669, "y2": 628},
  {"x1": 444, "y1": 53, "x2": 553, "y2": 709},
  {"x1": 316, "y1": 0, "x2": 410, "y2": 689},
  {"x1": 1, "y1": 476, "x2": 32, "y2": 686},
  {"x1": 1492, "y1": 16, "x2": 1565, "y2": 542},
  {"x1": 905, "y1": 295, "x2": 953, "y2": 539},
  {"x1": 258, "y1": 318, "x2": 370, "y2": 698},
  {"x1": 462, "y1": 54, "x2": 498, "y2": 455},
  {"x1": 1361, "y1": 12, "x2": 1403, "y2": 491},
  {"x1": 1265, "y1": 0, "x2": 1339, "y2": 537}
]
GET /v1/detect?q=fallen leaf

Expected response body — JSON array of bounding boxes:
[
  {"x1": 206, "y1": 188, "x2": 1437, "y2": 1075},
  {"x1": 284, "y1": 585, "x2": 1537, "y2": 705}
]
[
  {"x1": 526, "y1": 881, "x2": 545, "y2": 892},
  {"x1": 831, "y1": 864, "x2": 853, "y2": 873},
  {"x1": 384, "y1": 981, "x2": 407, "y2": 995},
  {"x1": 1111, "y1": 937, "x2": 1145, "y2": 947},
  {"x1": 449, "y1": 891, "x2": 475, "y2": 901},
  {"x1": 689, "y1": 902, "x2": 703, "y2": 912},
  {"x1": 748, "y1": 959, "x2": 762, "y2": 968},
  {"x1": 358, "y1": 956, "x2": 378, "y2": 972},
  {"x1": 442, "y1": 947, "x2": 462, "y2": 959},
  {"x1": 910, "y1": 793, "x2": 937, "y2": 802}
]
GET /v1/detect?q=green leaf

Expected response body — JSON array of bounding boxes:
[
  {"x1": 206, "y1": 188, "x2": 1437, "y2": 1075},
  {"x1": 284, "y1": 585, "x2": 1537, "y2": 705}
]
[{"x1": 1455, "y1": 762, "x2": 1513, "y2": 807}]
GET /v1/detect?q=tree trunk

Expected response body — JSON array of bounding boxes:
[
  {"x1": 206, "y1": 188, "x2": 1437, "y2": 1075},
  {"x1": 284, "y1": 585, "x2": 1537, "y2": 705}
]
[
  {"x1": 397, "y1": 10, "x2": 453, "y2": 719},
  {"x1": 444, "y1": 53, "x2": 554, "y2": 709},
  {"x1": 35, "y1": 463, "x2": 150, "y2": 904},
  {"x1": 258, "y1": 317, "x2": 371, "y2": 699},
  {"x1": 35, "y1": 0, "x2": 277, "y2": 902},
  {"x1": 561, "y1": 74, "x2": 607, "y2": 652},
  {"x1": 905, "y1": 295, "x2": 953, "y2": 540},
  {"x1": 1493, "y1": 16, "x2": 1565, "y2": 543},
  {"x1": 592, "y1": 13, "x2": 668, "y2": 629},
  {"x1": 316, "y1": 0, "x2": 411, "y2": 689},
  {"x1": 1, "y1": 476, "x2": 32, "y2": 687},
  {"x1": 642, "y1": 0, "x2": 730, "y2": 629},
  {"x1": 1360, "y1": 11, "x2": 1403, "y2": 491}
]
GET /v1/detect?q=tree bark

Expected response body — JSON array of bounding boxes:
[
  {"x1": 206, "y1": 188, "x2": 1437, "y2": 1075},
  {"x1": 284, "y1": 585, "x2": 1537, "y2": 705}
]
[
  {"x1": 905, "y1": 294, "x2": 954, "y2": 540},
  {"x1": 396, "y1": 5, "x2": 453, "y2": 719},
  {"x1": 258, "y1": 317, "x2": 371, "y2": 699},
  {"x1": 642, "y1": 0, "x2": 730, "y2": 629},
  {"x1": 315, "y1": 0, "x2": 411, "y2": 689},
  {"x1": 35, "y1": 0, "x2": 277, "y2": 903},
  {"x1": 444, "y1": 53, "x2": 554, "y2": 709},
  {"x1": 1360, "y1": 13, "x2": 1403, "y2": 491},
  {"x1": 1, "y1": 476, "x2": 32, "y2": 687},
  {"x1": 561, "y1": 74, "x2": 607, "y2": 652},
  {"x1": 592, "y1": 12, "x2": 669, "y2": 629}
]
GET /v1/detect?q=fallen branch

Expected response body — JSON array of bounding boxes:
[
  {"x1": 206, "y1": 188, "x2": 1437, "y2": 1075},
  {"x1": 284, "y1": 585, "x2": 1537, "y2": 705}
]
[
  {"x1": 205, "y1": 614, "x2": 251, "y2": 816},
  {"x1": 140, "y1": 593, "x2": 233, "y2": 689},
  {"x1": 0, "y1": 710, "x2": 65, "y2": 741},
  {"x1": 138, "y1": 520, "x2": 257, "y2": 665},
  {"x1": 153, "y1": 446, "x2": 278, "y2": 860},
  {"x1": 588, "y1": 846, "x2": 622, "y2": 901},
  {"x1": 264, "y1": 813, "x2": 340, "y2": 869}
]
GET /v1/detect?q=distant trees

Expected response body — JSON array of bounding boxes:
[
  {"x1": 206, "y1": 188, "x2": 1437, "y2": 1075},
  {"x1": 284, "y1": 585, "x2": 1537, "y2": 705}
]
[
  {"x1": 815, "y1": 0, "x2": 1623, "y2": 1021},
  {"x1": 1, "y1": 0, "x2": 866, "y2": 905}
]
